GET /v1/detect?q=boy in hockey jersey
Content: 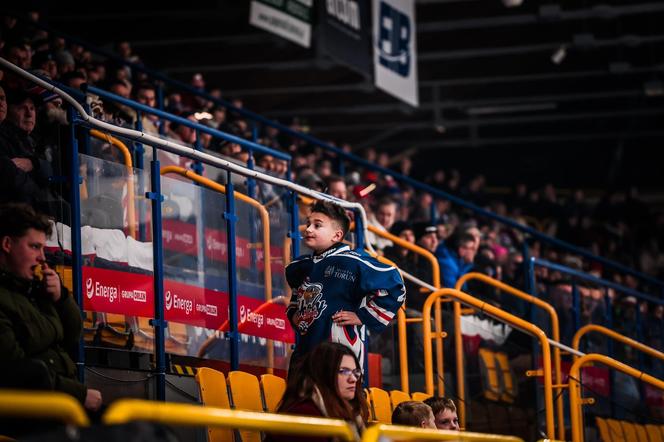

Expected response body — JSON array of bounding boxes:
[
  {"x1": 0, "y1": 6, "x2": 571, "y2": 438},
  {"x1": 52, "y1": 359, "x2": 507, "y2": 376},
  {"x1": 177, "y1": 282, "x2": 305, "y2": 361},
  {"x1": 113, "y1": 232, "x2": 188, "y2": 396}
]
[{"x1": 286, "y1": 201, "x2": 406, "y2": 371}]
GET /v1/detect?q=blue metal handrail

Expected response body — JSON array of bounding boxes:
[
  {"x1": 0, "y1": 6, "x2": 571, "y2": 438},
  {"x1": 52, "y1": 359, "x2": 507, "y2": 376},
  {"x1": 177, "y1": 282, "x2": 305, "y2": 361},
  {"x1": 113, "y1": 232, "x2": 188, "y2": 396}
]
[
  {"x1": 22, "y1": 15, "x2": 663, "y2": 291},
  {"x1": 531, "y1": 257, "x2": 664, "y2": 306},
  {"x1": 84, "y1": 86, "x2": 291, "y2": 162}
]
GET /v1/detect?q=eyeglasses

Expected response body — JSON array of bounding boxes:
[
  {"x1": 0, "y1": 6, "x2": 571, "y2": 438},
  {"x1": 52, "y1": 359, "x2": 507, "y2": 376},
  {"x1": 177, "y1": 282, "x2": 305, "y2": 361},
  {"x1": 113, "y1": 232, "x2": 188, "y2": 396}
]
[{"x1": 338, "y1": 368, "x2": 362, "y2": 379}]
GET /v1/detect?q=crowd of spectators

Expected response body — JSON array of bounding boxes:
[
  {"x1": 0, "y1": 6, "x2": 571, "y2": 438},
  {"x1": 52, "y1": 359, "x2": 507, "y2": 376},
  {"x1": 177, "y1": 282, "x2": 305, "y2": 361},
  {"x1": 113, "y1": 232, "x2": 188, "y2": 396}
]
[{"x1": 2, "y1": 8, "x2": 664, "y2": 434}]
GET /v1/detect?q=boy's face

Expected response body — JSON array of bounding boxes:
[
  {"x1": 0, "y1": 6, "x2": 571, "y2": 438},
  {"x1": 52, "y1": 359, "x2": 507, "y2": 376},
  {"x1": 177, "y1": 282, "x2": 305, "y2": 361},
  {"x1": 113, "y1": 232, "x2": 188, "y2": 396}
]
[{"x1": 304, "y1": 211, "x2": 343, "y2": 253}]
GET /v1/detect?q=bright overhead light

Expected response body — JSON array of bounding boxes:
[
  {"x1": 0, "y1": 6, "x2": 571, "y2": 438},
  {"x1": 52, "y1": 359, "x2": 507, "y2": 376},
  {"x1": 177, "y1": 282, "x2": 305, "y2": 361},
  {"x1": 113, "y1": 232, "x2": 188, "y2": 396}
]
[
  {"x1": 502, "y1": 0, "x2": 524, "y2": 7},
  {"x1": 551, "y1": 45, "x2": 567, "y2": 65}
]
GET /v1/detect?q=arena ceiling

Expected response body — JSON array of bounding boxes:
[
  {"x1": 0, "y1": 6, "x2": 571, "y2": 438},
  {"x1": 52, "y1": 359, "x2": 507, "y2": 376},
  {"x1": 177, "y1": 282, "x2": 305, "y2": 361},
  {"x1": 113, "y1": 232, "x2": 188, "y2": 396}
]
[{"x1": 42, "y1": 1, "x2": 664, "y2": 188}]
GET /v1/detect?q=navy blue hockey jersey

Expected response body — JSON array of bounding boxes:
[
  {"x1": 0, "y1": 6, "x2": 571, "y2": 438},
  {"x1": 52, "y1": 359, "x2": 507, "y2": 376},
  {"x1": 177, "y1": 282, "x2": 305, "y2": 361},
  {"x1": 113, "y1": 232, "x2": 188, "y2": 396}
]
[{"x1": 285, "y1": 243, "x2": 406, "y2": 369}]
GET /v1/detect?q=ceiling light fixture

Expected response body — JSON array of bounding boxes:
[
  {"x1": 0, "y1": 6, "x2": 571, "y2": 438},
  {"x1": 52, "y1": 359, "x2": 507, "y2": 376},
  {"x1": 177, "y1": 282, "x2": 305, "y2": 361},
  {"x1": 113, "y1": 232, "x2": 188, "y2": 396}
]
[{"x1": 551, "y1": 45, "x2": 567, "y2": 65}]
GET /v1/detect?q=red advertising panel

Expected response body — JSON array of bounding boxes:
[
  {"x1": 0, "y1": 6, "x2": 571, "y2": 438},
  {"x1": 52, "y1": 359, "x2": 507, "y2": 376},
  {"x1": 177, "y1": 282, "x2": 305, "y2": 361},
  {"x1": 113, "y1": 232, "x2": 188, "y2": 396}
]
[{"x1": 81, "y1": 266, "x2": 294, "y2": 343}]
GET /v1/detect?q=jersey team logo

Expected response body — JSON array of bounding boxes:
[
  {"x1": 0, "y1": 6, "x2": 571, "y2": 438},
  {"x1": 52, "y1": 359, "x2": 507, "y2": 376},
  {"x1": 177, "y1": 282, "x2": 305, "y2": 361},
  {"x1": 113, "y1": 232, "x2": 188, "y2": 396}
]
[{"x1": 295, "y1": 280, "x2": 327, "y2": 335}]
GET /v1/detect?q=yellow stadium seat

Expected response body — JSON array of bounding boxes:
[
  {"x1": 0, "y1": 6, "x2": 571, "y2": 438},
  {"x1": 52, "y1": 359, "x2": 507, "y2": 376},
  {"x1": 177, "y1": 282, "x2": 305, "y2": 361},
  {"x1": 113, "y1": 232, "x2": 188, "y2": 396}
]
[
  {"x1": 634, "y1": 424, "x2": 649, "y2": 442},
  {"x1": 368, "y1": 387, "x2": 392, "y2": 423},
  {"x1": 260, "y1": 374, "x2": 286, "y2": 413},
  {"x1": 390, "y1": 390, "x2": 411, "y2": 410},
  {"x1": 364, "y1": 388, "x2": 374, "y2": 421},
  {"x1": 620, "y1": 421, "x2": 637, "y2": 441},
  {"x1": 595, "y1": 417, "x2": 612, "y2": 442},
  {"x1": 411, "y1": 392, "x2": 432, "y2": 402},
  {"x1": 478, "y1": 348, "x2": 501, "y2": 401},
  {"x1": 228, "y1": 371, "x2": 262, "y2": 442},
  {"x1": 607, "y1": 418, "x2": 625, "y2": 441},
  {"x1": 194, "y1": 367, "x2": 233, "y2": 442},
  {"x1": 494, "y1": 351, "x2": 517, "y2": 403},
  {"x1": 646, "y1": 424, "x2": 663, "y2": 442},
  {"x1": 99, "y1": 313, "x2": 133, "y2": 348}
]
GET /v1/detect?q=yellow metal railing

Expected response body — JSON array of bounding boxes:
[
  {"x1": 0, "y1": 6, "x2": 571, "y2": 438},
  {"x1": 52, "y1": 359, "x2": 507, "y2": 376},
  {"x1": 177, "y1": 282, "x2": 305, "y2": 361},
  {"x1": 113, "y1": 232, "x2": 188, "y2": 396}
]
[
  {"x1": 0, "y1": 389, "x2": 90, "y2": 426},
  {"x1": 423, "y1": 288, "x2": 555, "y2": 440},
  {"x1": 572, "y1": 324, "x2": 664, "y2": 364},
  {"x1": 364, "y1": 225, "x2": 444, "y2": 394},
  {"x1": 361, "y1": 424, "x2": 524, "y2": 442},
  {"x1": 89, "y1": 129, "x2": 136, "y2": 239},
  {"x1": 455, "y1": 273, "x2": 565, "y2": 440},
  {"x1": 161, "y1": 165, "x2": 272, "y2": 301},
  {"x1": 569, "y1": 353, "x2": 664, "y2": 442},
  {"x1": 103, "y1": 399, "x2": 356, "y2": 441}
]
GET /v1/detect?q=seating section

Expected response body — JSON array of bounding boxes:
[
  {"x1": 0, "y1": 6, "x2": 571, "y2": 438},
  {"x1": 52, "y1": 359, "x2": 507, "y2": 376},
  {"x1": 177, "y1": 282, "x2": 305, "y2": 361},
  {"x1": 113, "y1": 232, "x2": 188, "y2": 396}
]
[
  {"x1": 646, "y1": 424, "x2": 664, "y2": 442},
  {"x1": 368, "y1": 387, "x2": 393, "y2": 423},
  {"x1": 260, "y1": 374, "x2": 286, "y2": 413},
  {"x1": 195, "y1": 367, "x2": 233, "y2": 442},
  {"x1": 227, "y1": 371, "x2": 263, "y2": 442},
  {"x1": 389, "y1": 389, "x2": 411, "y2": 410},
  {"x1": 478, "y1": 348, "x2": 517, "y2": 404},
  {"x1": 595, "y1": 417, "x2": 662, "y2": 442},
  {"x1": 411, "y1": 392, "x2": 432, "y2": 402}
]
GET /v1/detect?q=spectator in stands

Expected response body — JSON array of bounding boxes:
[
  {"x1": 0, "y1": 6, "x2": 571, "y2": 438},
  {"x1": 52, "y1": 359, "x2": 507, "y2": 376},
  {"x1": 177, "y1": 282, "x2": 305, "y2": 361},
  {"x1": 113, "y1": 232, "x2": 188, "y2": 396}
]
[
  {"x1": 267, "y1": 342, "x2": 368, "y2": 441},
  {"x1": 325, "y1": 174, "x2": 347, "y2": 200},
  {"x1": 424, "y1": 396, "x2": 460, "y2": 431},
  {"x1": 133, "y1": 81, "x2": 160, "y2": 134},
  {"x1": 286, "y1": 201, "x2": 405, "y2": 371},
  {"x1": 0, "y1": 203, "x2": 102, "y2": 412},
  {"x1": 366, "y1": 197, "x2": 398, "y2": 252},
  {"x1": 391, "y1": 401, "x2": 436, "y2": 429},
  {"x1": 0, "y1": 88, "x2": 56, "y2": 213},
  {"x1": 181, "y1": 72, "x2": 208, "y2": 112},
  {"x1": 436, "y1": 232, "x2": 477, "y2": 288}
]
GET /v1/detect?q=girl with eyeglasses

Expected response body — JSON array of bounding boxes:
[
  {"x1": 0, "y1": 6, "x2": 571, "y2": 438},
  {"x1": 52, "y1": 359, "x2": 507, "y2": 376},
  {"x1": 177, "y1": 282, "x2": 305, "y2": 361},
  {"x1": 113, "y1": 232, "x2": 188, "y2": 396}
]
[{"x1": 265, "y1": 342, "x2": 369, "y2": 442}]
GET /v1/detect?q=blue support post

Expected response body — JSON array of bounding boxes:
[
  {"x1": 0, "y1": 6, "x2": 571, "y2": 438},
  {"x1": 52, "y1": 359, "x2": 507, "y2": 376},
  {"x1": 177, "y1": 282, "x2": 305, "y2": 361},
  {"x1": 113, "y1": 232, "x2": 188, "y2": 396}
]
[
  {"x1": 429, "y1": 200, "x2": 437, "y2": 224},
  {"x1": 288, "y1": 162, "x2": 300, "y2": 259},
  {"x1": 225, "y1": 171, "x2": 240, "y2": 370},
  {"x1": 82, "y1": 103, "x2": 91, "y2": 155},
  {"x1": 147, "y1": 149, "x2": 166, "y2": 400},
  {"x1": 134, "y1": 115, "x2": 146, "y2": 241},
  {"x1": 67, "y1": 108, "x2": 85, "y2": 383},
  {"x1": 355, "y1": 210, "x2": 365, "y2": 251},
  {"x1": 193, "y1": 130, "x2": 204, "y2": 175}
]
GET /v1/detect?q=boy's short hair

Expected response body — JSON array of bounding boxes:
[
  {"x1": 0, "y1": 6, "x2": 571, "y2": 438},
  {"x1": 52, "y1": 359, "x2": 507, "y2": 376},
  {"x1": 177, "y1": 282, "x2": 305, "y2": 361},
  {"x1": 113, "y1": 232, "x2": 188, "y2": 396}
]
[
  {"x1": 310, "y1": 200, "x2": 350, "y2": 236},
  {"x1": 0, "y1": 203, "x2": 53, "y2": 238},
  {"x1": 391, "y1": 401, "x2": 433, "y2": 427},
  {"x1": 424, "y1": 396, "x2": 457, "y2": 415}
]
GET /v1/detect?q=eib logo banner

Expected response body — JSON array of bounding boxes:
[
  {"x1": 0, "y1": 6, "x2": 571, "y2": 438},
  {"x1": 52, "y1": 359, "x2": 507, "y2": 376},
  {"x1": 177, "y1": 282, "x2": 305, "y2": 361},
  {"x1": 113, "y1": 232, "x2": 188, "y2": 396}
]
[{"x1": 373, "y1": 0, "x2": 419, "y2": 107}]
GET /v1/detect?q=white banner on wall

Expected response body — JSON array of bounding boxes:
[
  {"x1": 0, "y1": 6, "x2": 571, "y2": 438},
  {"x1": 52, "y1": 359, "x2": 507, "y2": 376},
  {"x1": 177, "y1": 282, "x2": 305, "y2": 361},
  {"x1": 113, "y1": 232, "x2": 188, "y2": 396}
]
[
  {"x1": 250, "y1": 0, "x2": 312, "y2": 48},
  {"x1": 372, "y1": 0, "x2": 419, "y2": 107}
]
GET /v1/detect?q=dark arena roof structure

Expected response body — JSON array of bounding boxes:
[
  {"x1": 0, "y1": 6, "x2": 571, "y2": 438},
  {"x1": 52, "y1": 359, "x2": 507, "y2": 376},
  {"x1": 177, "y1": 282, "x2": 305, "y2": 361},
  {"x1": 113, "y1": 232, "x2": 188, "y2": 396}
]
[{"x1": 42, "y1": 0, "x2": 664, "y2": 190}]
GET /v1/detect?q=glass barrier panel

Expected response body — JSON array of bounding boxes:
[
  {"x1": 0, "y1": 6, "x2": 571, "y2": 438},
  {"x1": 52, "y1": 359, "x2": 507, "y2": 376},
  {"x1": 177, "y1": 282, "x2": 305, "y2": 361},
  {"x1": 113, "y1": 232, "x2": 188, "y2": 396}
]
[
  {"x1": 161, "y1": 173, "x2": 229, "y2": 363},
  {"x1": 78, "y1": 153, "x2": 153, "y2": 354}
]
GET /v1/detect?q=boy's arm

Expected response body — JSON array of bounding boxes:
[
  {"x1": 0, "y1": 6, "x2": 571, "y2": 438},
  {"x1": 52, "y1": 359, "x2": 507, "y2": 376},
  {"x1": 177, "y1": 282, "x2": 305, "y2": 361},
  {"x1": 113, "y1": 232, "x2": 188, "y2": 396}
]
[{"x1": 355, "y1": 263, "x2": 406, "y2": 333}]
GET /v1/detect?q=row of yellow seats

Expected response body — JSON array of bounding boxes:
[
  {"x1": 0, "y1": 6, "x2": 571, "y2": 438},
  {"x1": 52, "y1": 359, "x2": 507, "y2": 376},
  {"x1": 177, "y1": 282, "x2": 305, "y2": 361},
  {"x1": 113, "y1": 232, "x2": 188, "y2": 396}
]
[
  {"x1": 596, "y1": 416, "x2": 664, "y2": 442},
  {"x1": 366, "y1": 387, "x2": 432, "y2": 424},
  {"x1": 195, "y1": 367, "x2": 286, "y2": 442},
  {"x1": 478, "y1": 348, "x2": 517, "y2": 403}
]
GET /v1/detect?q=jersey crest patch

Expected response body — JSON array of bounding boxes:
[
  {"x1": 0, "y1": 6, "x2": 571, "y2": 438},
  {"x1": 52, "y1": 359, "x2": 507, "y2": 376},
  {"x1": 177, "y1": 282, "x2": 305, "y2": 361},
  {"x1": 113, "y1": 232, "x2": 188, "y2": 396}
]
[{"x1": 295, "y1": 280, "x2": 327, "y2": 335}]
